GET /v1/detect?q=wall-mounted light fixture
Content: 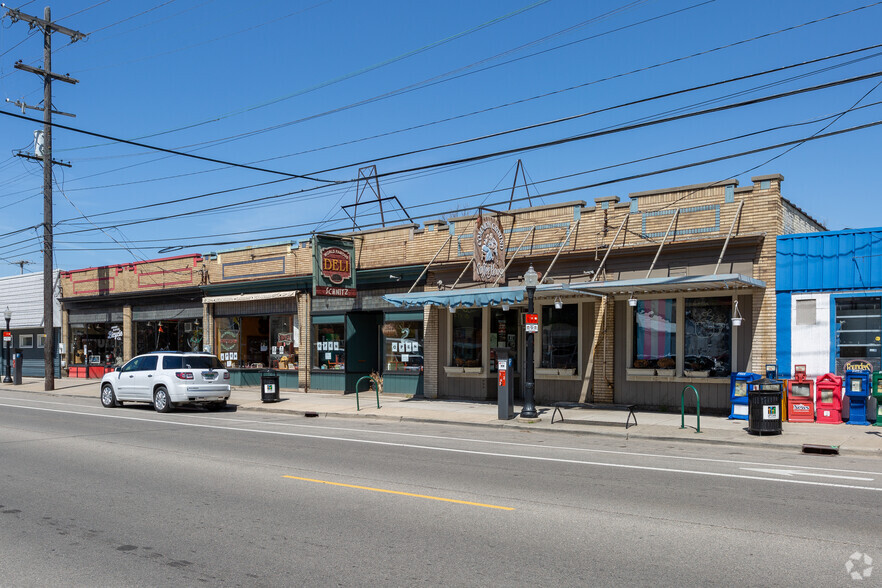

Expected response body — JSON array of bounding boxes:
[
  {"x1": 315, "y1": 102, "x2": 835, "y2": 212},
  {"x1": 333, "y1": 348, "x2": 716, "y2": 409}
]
[{"x1": 389, "y1": 274, "x2": 401, "y2": 281}]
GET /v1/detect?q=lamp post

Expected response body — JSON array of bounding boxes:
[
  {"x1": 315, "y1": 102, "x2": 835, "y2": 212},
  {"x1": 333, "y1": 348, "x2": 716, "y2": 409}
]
[
  {"x1": 3, "y1": 307, "x2": 11, "y2": 384},
  {"x1": 520, "y1": 265, "x2": 539, "y2": 418}
]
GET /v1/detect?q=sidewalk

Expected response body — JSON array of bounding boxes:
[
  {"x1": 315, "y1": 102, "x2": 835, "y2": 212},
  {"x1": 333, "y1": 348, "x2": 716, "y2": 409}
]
[{"x1": 5, "y1": 377, "x2": 881, "y2": 456}]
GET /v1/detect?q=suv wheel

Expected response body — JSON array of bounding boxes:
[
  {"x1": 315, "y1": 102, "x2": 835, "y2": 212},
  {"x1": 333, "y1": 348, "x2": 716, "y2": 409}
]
[
  {"x1": 100, "y1": 384, "x2": 119, "y2": 408},
  {"x1": 153, "y1": 386, "x2": 173, "y2": 413}
]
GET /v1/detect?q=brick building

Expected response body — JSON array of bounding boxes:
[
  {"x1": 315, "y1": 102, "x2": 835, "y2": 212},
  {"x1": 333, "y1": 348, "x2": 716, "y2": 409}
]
[{"x1": 58, "y1": 173, "x2": 820, "y2": 412}]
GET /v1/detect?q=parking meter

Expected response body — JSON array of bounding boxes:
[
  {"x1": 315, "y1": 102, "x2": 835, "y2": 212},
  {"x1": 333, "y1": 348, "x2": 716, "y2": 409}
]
[
  {"x1": 12, "y1": 349, "x2": 22, "y2": 385},
  {"x1": 495, "y1": 347, "x2": 513, "y2": 420}
]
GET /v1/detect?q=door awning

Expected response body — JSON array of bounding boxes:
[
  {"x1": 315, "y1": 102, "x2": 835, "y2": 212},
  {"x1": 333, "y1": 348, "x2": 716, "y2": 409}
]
[
  {"x1": 383, "y1": 274, "x2": 763, "y2": 308},
  {"x1": 203, "y1": 290, "x2": 299, "y2": 304}
]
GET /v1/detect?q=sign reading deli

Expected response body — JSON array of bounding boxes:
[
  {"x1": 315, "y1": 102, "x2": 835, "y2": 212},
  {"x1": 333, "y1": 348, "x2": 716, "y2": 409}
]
[
  {"x1": 473, "y1": 215, "x2": 506, "y2": 283},
  {"x1": 313, "y1": 235, "x2": 357, "y2": 297}
]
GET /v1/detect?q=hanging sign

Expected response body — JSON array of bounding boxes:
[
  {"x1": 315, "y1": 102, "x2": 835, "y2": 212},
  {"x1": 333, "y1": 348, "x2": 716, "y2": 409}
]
[
  {"x1": 473, "y1": 215, "x2": 506, "y2": 283},
  {"x1": 313, "y1": 235, "x2": 357, "y2": 297}
]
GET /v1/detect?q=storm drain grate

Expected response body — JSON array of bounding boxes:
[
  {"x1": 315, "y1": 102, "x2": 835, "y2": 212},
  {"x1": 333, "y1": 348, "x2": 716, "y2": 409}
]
[{"x1": 802, "y1": 444, "x2": 839, "y2": 455}]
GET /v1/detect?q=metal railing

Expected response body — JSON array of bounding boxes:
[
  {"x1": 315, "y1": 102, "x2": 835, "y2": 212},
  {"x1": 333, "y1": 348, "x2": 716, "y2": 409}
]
[{"x1": 680, "y1": 385, "x2": 701, "y2": 433}]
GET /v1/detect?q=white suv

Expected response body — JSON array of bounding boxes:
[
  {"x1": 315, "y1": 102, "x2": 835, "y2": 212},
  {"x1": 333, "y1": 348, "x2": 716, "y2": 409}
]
[{"x1": 100, "y1": 352, "x2": 231, "y2": 413}]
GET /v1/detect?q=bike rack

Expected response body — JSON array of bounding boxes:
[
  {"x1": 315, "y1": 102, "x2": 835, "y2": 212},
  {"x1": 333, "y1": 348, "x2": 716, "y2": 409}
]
[
  {"x1": 680, "y1": 385, "x2": 701, "y2": 433},
  {"x1": 354, "y1": 375, "x2": 381, "y2": 411}
]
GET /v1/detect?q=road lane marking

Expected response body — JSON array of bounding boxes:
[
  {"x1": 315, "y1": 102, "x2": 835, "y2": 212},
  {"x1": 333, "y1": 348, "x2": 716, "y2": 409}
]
[
  {"x1": 4, "y1": 394, "x2": 877, "y2": 477},
  {"x1": 282, "y1": 475, "x2": 514, "y2": 510},
  {"x1": 1, "y1": 401, "x2": 881, "y2": 493},
  {"x1": 741, "y1": 468, "x2": 873, "y2": 481}
]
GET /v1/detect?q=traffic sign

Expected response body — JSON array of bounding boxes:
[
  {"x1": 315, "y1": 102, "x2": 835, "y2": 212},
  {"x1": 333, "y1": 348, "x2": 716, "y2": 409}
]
[
  {"x1": 2, "y1": 331, "x2": 10, "y2": 343},
  {"x1": 525, "y1": 313, "x2": 538, "y2": 324}
]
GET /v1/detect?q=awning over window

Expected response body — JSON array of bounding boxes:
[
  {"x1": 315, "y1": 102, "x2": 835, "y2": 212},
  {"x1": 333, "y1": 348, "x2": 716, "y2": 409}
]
[
  {"x1": 383, "y1": 274, "x2": 763, "y2": 308},
  {"x1": 570, "y1": 273, "x2": 765, "y2": 295},
  {"x1": 383, "y1": 284, "x2": 579, "y2": 308},
  {"x1": 203, "y1": 290, "x2": 299, "y2": 304}
]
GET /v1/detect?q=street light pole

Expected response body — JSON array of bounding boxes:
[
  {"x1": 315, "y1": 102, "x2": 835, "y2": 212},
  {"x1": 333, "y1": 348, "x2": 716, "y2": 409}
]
[
  {"x1": 3, "y1": 307, "x2": 11, "y2": 384},
  {"x1": 520, "y1": 265, "x2": 539, "y2": 418}
]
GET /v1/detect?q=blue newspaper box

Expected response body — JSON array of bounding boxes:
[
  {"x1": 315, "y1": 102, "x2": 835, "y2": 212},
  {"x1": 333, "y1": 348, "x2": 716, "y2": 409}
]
[
  {"x1": 844, "y1": 366, "x2": 871, "y2": 426},
  {"x1": 730, "y1": 372, "x2": 760, "y2": 420}
]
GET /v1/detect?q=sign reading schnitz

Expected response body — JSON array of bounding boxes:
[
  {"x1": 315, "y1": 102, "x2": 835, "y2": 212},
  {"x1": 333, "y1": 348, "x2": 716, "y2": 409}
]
[{"x1": 313, "y1": 235, "x2": 357, "y2": 297}]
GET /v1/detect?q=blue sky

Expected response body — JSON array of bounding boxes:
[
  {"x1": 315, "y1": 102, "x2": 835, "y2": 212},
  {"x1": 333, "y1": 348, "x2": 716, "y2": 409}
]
[{"x1": 0, "y1": 0, "x2": 880, "y2": 277}]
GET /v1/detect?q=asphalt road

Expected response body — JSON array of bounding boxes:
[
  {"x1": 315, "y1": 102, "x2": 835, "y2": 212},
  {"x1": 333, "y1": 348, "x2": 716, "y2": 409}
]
[{"x1": 0, "y1": 390, "x2": 880, "y2": 587}]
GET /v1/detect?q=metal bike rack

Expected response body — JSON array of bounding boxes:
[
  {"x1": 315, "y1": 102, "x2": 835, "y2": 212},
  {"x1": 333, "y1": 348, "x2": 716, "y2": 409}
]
[
  {"x1": 354, "y1": 375, "x2": 381, "y2": 411},
  {"x1": 680, "y1": 385, "x2": 701, "y2": 433}
]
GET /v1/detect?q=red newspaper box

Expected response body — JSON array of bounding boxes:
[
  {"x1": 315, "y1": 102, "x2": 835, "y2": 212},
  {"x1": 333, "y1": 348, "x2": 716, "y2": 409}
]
[
  {"x1": 815, "y1": 373, "x2": 842, "y2": 424},
  {"x1": 787, "y1": 365, "x2": 815, "y2": 422}
]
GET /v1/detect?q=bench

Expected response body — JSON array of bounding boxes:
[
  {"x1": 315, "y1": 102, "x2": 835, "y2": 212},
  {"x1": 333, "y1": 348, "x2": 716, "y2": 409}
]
[{"x1": 550, "y1": 402, "x2": 638, "y2": 429}]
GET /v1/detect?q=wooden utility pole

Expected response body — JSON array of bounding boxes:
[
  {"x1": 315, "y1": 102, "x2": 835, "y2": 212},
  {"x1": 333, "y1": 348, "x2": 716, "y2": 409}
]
[{"x1": 4, "y1": 4, "x2": 85, "y2": 390}]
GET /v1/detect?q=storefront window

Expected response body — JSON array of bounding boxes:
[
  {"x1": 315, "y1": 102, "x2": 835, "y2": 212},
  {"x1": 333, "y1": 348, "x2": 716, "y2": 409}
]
[
  {"x1": 383, "y1": 319, "x2": 423, "y2": 372},
  {"x1": 216, "y1": 317, "x2": 241, "y2": 368},
  {"x1": 270, "y1": 315, "x2": 299, "y2": 370},
  {"x1": 835, "y1": 297, "x2": 881, "y2": 367},
  {"x1": 684, "y1": 298, "x2": 732, "y2": 376},
  {"x1": 135, "y1": 319, "x2": 202, "y2": 355},
  {"x1": 70, "y1": 323, "x2": 123, "y2": 366},
  {"x1": 490, "y1": 309, "x2": 519, "y2": 372},
  {"x1": 632, "y1": 299, "x2": 676, "y2": 371},
  {"x1": 451, "y1": 308, "x2": 482, "y2": 368},
  {"x1": 314, "y1": 322, "x2": 345, "y2": 370},
  {"x1": 541, "y1": 304, "x2": 578, "y2": 370}
]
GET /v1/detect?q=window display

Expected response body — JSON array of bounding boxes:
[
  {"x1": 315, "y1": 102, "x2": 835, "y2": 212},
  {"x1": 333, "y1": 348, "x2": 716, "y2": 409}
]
[
  {"x1": 314, "y1": 322, "x2": 345, "y2": 370},
  {"x1": 135, "y1": 319, "x2": 203, "y2": 355},
  {"x1": 383, "y1": 319, "x2": 423, "y2": 372},
  {"x1": 541, "y1": 304, "x2": 578, "y2": 370},
  {"x1": 270, "y1": 315, "x2": 299, "y2": 370},
  {"x1": 451, "y1": 308, "x2": 482, "y2": 368},
  {"x1": 70, "y1": 323, "x2": 123, "y2": 366},
  {"x1": 216, "y1": 317, "x2": 241, "y2": 368},
  {"x1": 835, "y1": 296, "x2": 881, "y2": 362},
  {"x1": 684, "y1": 298, "x2": 732, "y2": 376},
  {"x1": 632, "y1": 299, "x2": 676, "y2": 371}
]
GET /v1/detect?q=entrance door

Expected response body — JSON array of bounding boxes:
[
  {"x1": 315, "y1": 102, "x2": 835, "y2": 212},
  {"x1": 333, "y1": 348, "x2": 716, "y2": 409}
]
[{"x1": 345, "y1": 312, "x2": 383, "y2": 393}]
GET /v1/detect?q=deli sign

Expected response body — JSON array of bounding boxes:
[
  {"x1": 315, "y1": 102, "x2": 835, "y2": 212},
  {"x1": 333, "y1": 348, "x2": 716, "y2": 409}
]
[{"x1": 313, "y1": 235, "x2": 357, "y2": 297}]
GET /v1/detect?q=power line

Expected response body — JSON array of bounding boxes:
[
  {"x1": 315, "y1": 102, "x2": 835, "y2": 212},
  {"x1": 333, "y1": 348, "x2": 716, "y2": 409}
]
[{"x1": 10, "y1": 115, "x2": 882, "y2": 254}]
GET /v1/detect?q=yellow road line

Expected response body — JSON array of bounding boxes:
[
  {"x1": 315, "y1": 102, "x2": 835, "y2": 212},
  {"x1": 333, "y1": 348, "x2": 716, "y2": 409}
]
[{"x1": 282, "y1": 475, "x2": 515, "y2": 511}]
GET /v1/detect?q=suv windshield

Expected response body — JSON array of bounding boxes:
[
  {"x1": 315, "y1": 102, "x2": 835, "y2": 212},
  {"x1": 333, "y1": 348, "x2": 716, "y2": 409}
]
[{"x1": 162, "y1": 355, "x2": 224, "y2": 370}]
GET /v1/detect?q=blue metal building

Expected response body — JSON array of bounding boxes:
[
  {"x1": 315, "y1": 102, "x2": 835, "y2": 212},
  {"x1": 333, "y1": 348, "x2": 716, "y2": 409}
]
[{"x1": 777, "y1": 228, "x2": 882, "y2": 378}]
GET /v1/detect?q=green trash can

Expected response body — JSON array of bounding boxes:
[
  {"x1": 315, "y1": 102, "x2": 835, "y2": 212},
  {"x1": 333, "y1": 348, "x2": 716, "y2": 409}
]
[{"x1": 872, "y1": 371, "x2": 882, "y2": 426}]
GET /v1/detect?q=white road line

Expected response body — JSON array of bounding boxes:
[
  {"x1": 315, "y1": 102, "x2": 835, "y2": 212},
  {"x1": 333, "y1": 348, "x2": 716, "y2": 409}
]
[
  {"x1": 1, "y1": 394, "x2": 879, "y2": 477},
  {"x1": 741, "y1": 468, "x2": 873, "y2": 481},
  {"x1": 1, "y1": 400, "x2": 881, "y2": 493}
]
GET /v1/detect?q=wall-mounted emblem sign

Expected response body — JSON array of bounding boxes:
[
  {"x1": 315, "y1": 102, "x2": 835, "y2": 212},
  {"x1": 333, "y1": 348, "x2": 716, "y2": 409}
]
[
  {"x1": 473, "y1": 215, "x2": 506, "y2": 283},
  {"x1": 313, "y1": 235, "x2": 357, "y2": 297}
]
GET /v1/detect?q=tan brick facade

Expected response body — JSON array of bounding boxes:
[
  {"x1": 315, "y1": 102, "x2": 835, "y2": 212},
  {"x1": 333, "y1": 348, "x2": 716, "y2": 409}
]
[{"x1": 59, "y1": 174, "x2": 821, "y2": 404}]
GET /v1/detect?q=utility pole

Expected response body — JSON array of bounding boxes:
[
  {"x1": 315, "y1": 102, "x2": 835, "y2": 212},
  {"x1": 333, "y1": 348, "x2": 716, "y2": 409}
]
[
  {"x1": 4, "y1": 4, "x2": 85, "y2": 391},
  {"x1": 9, "y1": 261, "x2": 34, "y2": 275}
]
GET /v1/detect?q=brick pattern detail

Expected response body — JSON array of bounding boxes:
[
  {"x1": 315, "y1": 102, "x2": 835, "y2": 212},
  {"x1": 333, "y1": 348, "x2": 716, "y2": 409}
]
[
  {"x1": 423, "y1": 304, "x2": 439, "y2": 398},
  {"x1": 593, "y1": 297, "x2": 615, "y2": 403},
  {"x1": 298, "y1": 292, "x2": 311, "y2": 390}
]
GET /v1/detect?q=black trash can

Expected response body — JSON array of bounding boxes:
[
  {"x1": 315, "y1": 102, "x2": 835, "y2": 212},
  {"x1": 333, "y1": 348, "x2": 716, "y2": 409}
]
[
  {"x1": 260, "y1": 370, "x2": 280, "y2": 403},
  {"x1": 747, "y1": 377, "x2": 783, "y2": 435}
]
